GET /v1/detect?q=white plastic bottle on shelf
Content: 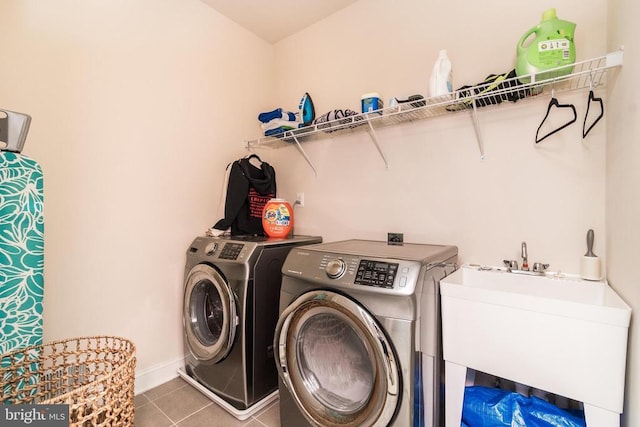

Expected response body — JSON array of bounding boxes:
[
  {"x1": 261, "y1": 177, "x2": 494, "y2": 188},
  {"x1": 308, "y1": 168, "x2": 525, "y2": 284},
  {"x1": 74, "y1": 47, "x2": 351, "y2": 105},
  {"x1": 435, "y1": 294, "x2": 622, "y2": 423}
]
[{"x1": 429, "y1": 49, "x2": 453, "y2": 98}]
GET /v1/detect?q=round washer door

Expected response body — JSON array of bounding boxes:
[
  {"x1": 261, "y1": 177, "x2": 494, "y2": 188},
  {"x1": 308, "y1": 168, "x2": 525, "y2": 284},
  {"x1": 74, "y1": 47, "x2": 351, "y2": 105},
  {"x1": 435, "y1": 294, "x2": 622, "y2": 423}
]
[
  {"x1": 183, "y1": 264, "x2": 237, "y2": 364},
  {"x1": 275, "y1": 290, "x2": 400, "y2": 427}
]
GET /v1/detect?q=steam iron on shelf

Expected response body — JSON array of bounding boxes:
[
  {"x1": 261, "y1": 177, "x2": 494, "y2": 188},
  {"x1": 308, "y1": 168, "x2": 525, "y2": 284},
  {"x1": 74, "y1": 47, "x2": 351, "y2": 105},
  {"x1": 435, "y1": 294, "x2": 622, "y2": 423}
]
[{"x1": 298, "y1": 92, "x2": 315, "y2": 126}]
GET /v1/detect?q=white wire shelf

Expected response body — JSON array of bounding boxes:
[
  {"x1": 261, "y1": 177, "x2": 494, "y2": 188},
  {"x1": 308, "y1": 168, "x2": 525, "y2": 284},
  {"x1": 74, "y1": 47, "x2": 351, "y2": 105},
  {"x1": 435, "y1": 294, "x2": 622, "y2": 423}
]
[{"x1": 245, "y1": 50, "x2": 623, "y2": 174}]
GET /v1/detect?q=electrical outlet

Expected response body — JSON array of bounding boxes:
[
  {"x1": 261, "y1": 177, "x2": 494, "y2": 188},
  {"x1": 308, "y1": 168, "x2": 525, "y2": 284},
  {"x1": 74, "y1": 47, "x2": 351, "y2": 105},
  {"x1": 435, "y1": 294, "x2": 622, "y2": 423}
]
[{"x1": 296, "y1": 192, "x2": 305, "y2": 207}]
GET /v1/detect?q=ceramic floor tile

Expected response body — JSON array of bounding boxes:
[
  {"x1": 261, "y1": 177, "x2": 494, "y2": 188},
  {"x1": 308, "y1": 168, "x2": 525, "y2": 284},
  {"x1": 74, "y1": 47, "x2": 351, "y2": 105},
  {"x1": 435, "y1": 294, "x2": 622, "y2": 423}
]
[
  {"x1": 144, "y1": 377, "x2": 189, "y2": 401},
  {"x1": 134, "y1": 402, "x2": 174, "y2": 427},
  {"x1": 253, "y1": 401, "x2": 280, "y2": 427},
  {"x1": 134, "y1": 393, "x2": 150, "y2": 408},
  {"x1": 153, "y1": 383, "x2": 213, "y2": 423},
  {"x1": 134, "y1": 377, "x2": 282, "y2": 427},
  {"x1": 176, "y1": 402, "x2": 247, "y2": 427}
]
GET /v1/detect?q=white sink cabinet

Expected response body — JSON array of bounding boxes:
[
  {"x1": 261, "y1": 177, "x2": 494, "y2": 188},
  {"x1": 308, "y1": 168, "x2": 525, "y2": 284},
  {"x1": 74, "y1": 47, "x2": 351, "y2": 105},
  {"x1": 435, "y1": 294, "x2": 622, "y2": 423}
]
[{"x1": 440, "y1": 265, "x2": 631, "y2": 427}]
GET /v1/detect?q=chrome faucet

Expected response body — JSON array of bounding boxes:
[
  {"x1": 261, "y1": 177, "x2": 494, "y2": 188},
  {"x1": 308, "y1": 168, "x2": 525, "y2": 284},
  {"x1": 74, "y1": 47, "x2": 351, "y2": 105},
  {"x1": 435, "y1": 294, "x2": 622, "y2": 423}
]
[
  {"x1": 532, "y1": 262, "x2": 550, "y2": 273},
  {"x1": 521, "y1": 242, "x2": 529, "y2": 271},
  {"x1": 503, "y1": 259, "x2": 519, "y2": 271},
  {"x1": 503, "y1": 242, "x2": 549, "y2": 276}
]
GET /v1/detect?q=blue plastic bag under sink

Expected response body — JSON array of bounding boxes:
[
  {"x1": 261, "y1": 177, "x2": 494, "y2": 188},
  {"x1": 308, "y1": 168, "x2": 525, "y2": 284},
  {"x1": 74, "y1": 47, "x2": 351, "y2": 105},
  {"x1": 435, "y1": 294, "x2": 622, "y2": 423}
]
[{"x1": 462, "y1": 386, "x2": 586, "y2": 427}]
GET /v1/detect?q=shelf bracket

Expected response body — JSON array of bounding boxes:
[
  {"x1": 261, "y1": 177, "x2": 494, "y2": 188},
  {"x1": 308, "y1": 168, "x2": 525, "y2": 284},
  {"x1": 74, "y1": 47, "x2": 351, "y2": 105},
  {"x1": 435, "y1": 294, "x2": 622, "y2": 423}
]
[
  {"x1": 606, "y1": 49, "x2": 624, "y2": 67},
  {"x1": 366, "y1": 120, "x2": 389, "y2": 169},
  {"x1": 470, "y1": 101, "x2": 485, "y2": 159},
  {"x1": 290, "y1": 133, "x2": 318, "y2": 177}
]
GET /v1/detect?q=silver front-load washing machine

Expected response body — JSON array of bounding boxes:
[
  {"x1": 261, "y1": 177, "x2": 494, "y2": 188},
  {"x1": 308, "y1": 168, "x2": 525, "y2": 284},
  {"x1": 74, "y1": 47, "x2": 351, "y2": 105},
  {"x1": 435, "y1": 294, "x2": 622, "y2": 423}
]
[
  {"x1": 274, "y1": 239, "x2": 457, "y2": 427},
  {"x1": 178, "y1": 234, "x2": 321, "y2": 420}
]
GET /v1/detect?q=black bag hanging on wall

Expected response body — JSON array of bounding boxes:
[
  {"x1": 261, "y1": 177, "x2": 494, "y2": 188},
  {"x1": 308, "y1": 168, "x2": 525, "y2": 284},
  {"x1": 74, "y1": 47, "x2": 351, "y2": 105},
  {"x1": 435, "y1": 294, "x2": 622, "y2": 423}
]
[{"x1": 212, "y1": 154, "x2": 276, "y2": 236}]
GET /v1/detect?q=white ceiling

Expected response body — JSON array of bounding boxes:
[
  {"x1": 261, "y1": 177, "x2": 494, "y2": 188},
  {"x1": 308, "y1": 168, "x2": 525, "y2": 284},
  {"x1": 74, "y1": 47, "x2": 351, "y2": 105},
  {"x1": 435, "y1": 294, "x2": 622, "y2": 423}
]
[{"x1": 200, "y1": 0, "x2": 359, "y2": 44}]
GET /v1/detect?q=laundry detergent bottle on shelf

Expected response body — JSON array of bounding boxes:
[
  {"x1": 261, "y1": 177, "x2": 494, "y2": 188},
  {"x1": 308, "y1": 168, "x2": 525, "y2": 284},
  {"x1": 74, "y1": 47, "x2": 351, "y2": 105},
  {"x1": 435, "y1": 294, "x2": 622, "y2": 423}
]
[
  {"x1": 516, "y1": 8, "x2": 576, "y2": 83},
  {"x1": 429, "y1": 49, "x2": 453, "y2": 98},
  {"x1": 262, "y1": 198, "x2": 293, "y2": 238}
]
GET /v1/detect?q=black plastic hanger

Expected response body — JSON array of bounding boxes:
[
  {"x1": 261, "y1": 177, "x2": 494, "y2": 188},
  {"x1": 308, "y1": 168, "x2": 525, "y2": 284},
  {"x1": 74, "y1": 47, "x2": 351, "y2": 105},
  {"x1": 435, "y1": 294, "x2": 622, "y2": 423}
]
[
  {"x1": 583, "y1": 90, "x2": 604, "y2": 138},
  {"x1": 244, "y1": 153, "x2": 262, "y2": 163},
  {"x1": 535, "y1": 96, "x2": 577, "y2": 143}
]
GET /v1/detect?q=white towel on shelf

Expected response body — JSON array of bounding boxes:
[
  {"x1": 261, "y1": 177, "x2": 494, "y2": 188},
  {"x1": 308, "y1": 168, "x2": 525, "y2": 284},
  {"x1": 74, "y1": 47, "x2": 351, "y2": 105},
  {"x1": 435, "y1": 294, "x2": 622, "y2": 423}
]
[{"x1": 261, "y1": 119, "x2": 301, "y2": 132}]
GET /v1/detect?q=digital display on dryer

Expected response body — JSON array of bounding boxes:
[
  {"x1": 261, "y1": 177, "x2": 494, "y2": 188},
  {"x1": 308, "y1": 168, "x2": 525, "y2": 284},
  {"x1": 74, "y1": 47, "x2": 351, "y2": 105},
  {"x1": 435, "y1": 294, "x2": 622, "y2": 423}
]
[
  {"x1": 219, "y1": 243, "x2": 244, "y2": 260},
  {"x1": 354, "y1": 260, "x2": 398, "y2": 288}
]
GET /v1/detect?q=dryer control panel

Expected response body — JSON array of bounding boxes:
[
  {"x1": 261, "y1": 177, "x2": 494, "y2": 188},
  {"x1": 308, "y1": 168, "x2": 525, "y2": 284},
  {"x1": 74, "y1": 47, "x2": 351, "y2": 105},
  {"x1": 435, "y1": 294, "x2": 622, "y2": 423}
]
[
  {"x1": 190, "y1": 238, "x2": 256, "y2": 263},
  {"x1": 283, "y1": 251, "x2": 424, "y2": 296},
  {"x1": 354, "y1": 260, "x2": 399, "y2": 288},
  {"x1": 281, "y1": 239, "x2": 456, "y2": 296},
  {"x1": 219, "y1": 243, "x2": 244, "y2": 260}
]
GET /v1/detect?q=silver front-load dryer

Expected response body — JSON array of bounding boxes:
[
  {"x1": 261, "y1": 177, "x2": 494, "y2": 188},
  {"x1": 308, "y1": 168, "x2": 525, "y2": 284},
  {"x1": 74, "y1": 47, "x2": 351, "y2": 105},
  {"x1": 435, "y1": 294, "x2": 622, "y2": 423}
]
[
  {"x1": 180, "y1": 234, "x2": 321, "y2": 418},
  {"x1": 274, "y1": 239, "x2": 457, "y2": 427}
]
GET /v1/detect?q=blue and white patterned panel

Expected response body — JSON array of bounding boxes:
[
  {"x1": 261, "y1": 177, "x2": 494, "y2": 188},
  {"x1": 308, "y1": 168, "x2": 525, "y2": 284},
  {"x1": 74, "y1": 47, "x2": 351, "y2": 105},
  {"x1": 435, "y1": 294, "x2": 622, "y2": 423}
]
[{"x1": 0, "y1": 151, "x2": 44, "y2": 354}]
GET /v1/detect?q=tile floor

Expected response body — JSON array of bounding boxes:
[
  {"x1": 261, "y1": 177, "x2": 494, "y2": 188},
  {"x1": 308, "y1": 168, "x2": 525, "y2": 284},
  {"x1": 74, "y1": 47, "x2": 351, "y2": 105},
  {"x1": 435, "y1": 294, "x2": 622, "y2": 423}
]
[{"x1": 134, "y1": 377, "x2": 280, "y2": 427}]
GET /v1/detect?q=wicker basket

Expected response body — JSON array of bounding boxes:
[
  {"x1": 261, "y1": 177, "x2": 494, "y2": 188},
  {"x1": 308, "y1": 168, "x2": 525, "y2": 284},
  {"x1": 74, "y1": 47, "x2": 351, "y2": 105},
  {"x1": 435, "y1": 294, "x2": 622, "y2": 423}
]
[{"x1": 1, "y1": 336, "x2": 136, "y2": 426}]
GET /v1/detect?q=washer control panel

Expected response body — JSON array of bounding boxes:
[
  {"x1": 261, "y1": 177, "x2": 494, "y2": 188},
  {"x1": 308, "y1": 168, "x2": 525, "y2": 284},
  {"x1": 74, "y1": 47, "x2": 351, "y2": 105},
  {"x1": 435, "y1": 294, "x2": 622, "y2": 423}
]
[
  {"x1": 282, "y1": 241, "x2": 457, "y2": 296},
  {"x1": 218, "y1": 243, "x2": 245, "y2": 260},
  {"x1": 310, "y1": 254, "x2": 421, "y2": 294},
  {"x1": 355, "y1": 260, "x2": 399, "y2": 288},
  {"x1": 325, "y1": 258, "x2": 347, "y2": 279}
]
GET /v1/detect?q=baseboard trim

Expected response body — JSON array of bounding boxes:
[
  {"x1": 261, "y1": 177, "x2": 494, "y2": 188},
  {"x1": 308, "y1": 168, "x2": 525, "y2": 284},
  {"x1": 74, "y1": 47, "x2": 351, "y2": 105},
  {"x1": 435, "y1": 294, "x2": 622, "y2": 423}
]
[{"x1": 134, "y1": 357, "x2": 185, "y2": 395}]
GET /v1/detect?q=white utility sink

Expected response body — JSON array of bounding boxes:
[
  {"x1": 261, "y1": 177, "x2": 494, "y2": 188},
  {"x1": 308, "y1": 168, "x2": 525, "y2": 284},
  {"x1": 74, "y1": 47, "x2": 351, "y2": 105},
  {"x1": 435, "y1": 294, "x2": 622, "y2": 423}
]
[{"x1": 440, "y1": 265, "x2": 631, "y2": 427}]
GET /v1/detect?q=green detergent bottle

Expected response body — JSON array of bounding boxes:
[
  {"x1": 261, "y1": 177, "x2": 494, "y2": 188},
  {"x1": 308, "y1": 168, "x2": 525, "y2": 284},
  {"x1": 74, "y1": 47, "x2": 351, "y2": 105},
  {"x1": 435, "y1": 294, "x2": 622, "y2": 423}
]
[{"x1": 516, "y1": 8, "x2": 576, "y2": 83}]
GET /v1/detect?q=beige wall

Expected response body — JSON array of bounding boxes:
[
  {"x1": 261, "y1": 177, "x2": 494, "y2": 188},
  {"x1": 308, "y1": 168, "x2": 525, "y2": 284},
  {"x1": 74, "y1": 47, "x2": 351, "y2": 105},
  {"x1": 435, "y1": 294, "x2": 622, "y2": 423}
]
[
  {"x1": 265, "y1": 0, "x2": 638, "y2": 422},
  {"x1": 0, "y1": 0, "x2": 274, "y2": 388},
  {"x1": 2, "y1": 0, "x2": 637, "y2": 420},
  {"x1": 269, "y1": 0, "x2": 608, "y2": 272},
  {"x1": 607, "y1": 0, "x2": 640, "y2": 425}
]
